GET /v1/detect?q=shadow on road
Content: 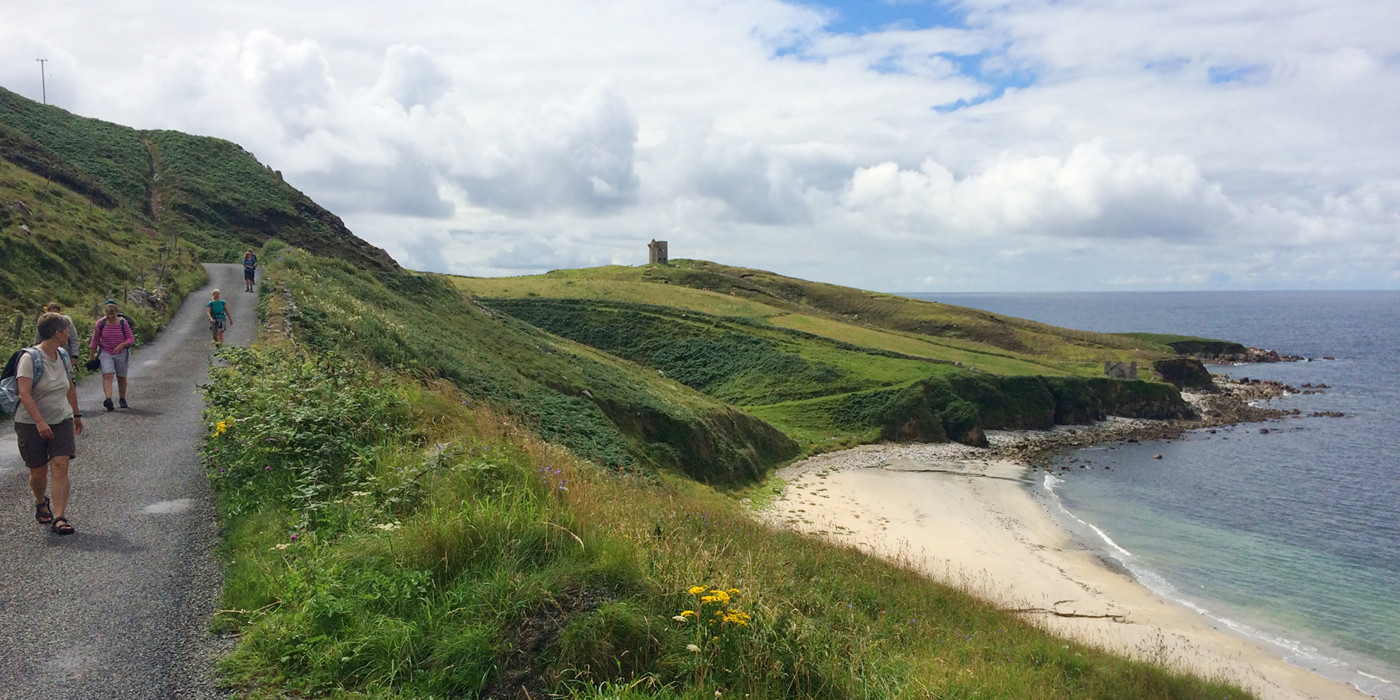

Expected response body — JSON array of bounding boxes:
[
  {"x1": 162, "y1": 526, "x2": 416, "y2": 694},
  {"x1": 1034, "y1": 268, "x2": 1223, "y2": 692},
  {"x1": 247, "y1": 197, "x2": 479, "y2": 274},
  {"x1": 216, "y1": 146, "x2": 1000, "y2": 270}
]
[{"x1": 41, "y1": 529, "x2": 145, "y2": 554}]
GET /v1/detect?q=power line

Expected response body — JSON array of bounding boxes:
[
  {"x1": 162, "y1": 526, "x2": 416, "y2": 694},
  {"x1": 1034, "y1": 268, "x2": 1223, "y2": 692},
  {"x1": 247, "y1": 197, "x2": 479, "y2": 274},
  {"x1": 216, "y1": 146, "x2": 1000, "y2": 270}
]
[{"x1": 36, "y1": 58, "x2": 48, "y2": 104}]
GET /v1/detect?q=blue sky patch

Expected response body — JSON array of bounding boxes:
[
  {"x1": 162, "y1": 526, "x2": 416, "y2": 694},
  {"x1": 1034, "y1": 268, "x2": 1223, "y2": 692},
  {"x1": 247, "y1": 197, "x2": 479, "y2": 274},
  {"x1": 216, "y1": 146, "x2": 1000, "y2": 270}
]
[
  {"x1": 933, "y1": 51, "x2": 1037, "y2": 112},
  {"x1": 791, "y1": 0, "x2": 968, "y2": 34},
  {"x1": 1145, "y1": 57, "x2": 1191, "y2": 74},
  {"x1": 1208, "y1": 63, "x2": 1270, "y2": 85},
  {"x1": 775, "y1": 2, "x2": 1036, "y2": 107}
]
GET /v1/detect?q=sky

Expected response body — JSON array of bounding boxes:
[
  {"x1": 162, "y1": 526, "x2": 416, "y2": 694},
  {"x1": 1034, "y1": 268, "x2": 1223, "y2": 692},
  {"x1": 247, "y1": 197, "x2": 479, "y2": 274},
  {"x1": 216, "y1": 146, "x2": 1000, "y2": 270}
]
[{"x1": 3, "y1": 0, "x2": 1398, "y2": 292}]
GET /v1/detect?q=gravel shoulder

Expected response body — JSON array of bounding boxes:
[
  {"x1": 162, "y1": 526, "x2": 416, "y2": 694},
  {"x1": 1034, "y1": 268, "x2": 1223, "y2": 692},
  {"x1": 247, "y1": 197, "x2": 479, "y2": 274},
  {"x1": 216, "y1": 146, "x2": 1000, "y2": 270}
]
[{"x1": 0, "y1": 264, "x2": 255, "y2": 700}]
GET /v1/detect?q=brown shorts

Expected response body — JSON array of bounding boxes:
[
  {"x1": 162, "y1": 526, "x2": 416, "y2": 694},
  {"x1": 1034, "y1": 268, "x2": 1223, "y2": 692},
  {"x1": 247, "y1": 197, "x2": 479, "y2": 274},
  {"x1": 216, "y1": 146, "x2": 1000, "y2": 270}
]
[{"x1": 14, "y1": 419, "x2": 77, "y2": 468}]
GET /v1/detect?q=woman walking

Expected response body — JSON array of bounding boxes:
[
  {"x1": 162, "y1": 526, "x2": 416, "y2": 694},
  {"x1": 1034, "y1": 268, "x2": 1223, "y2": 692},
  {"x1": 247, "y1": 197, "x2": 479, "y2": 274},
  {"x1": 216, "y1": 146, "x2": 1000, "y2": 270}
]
[
  {"x1": 90, "y1": 302, "x2": 134, "y2": 411},
  {"x1": 206, "y1": 289, "x2": 233, "y2": 344},
  {"x1": 16, "y1": 312, "x2": 83, "y2": 534}
]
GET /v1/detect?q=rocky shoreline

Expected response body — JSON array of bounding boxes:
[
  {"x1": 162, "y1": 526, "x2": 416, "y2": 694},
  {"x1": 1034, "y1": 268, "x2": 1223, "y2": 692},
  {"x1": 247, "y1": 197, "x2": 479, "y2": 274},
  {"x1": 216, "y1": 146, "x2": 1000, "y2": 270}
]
[
  {"x1": 1195, "y1": 346, "x2": 1313, "y2": 363},
  {"x1": 992, "y1": 370, "x2": 1336, "y2": 470},
  {"x1": 771, "y1": 351, "x2": 1337, "y2": 481}
]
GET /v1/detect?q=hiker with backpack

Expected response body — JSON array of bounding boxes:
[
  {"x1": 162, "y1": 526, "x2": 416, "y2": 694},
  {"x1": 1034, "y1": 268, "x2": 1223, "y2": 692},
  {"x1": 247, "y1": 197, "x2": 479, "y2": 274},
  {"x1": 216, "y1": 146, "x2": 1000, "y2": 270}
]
[
  {"x1": 243, "y1": 249, "x2": 258, "y2": 292},
  {"x1": 206, "y1": 289, "x2": 233, "y2": 344},
  {"x1": 90, "y1": 302, "x2": 135, "y2": 411},
  {"x1": 36, "y1": 302, "x2": 81, "y2": 370},
  {"x1": 12, "y1": 312, "x2": 83, "y2": 535}
]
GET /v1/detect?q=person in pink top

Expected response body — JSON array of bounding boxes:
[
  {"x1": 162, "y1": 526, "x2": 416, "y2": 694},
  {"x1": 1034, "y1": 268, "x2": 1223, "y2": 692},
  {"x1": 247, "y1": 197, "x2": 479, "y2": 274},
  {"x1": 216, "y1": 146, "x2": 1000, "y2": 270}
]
[{"x1": 89, "y1": 302, "x2": 135, "y2": 411}]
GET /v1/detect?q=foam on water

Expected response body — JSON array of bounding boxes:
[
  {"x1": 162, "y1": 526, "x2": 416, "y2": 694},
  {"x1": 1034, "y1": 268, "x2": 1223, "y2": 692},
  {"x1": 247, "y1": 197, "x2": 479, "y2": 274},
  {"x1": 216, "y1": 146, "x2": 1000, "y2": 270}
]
[{"x1": 1039, "y1": 472, "x2": 1398, "y2": 699}]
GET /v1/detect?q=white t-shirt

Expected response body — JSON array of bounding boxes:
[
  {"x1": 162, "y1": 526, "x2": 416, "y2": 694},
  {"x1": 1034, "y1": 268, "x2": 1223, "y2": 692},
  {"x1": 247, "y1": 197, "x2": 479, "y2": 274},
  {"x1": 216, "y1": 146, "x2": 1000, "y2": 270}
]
[{"x1": 14, "y1": 348, "x2": 73, "y2": 425}]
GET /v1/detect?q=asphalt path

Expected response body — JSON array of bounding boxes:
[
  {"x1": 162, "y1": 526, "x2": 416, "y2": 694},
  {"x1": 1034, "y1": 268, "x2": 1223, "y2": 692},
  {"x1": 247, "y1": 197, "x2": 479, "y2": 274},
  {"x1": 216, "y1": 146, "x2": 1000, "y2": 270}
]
[{"x1": 0, "y1": 264, "x2": 254, "y2": 699}]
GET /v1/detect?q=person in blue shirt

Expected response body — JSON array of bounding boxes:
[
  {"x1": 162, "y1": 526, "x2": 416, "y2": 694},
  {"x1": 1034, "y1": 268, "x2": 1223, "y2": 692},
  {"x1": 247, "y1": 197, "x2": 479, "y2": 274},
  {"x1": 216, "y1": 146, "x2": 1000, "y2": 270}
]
[
  {"x1": 206, "y1": 289, "x2": 233, "y2": 344},
  {"x1": 243, "y1": 250, "x2": 258, "y2": 292}
]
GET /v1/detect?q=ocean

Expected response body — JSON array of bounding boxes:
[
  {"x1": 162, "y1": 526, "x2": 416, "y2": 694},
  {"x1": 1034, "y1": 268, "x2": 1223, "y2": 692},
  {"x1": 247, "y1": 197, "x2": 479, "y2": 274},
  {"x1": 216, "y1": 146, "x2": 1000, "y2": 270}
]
[{"x1": 904, "y1": 291, "x2": 1400, "y2": 699}]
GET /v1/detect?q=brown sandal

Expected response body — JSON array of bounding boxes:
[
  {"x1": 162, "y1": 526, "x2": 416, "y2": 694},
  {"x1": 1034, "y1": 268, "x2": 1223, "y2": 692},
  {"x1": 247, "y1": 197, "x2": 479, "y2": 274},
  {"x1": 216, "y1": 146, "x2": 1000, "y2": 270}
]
[
  {"x1": 35, "y1": 497, "x2": 53, "y2": 524},
  {"x1": 51, "y1": 516, "x2": 74, "y2": 535}
]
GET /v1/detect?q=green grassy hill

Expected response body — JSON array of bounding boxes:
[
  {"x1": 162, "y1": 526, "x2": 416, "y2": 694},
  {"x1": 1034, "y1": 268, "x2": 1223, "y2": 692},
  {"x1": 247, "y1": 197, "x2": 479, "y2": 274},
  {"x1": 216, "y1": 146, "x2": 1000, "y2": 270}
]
[
  {"x1": 0, "y1": 86, "x2": 395, "y2": 270},
  {"x1": 0, "y1": 85, "x2": 395, "y2": 362},
  {"x1": 263, "y1": 245, "x2": 796, "y2": 484},
  {"x1": 451, "y1": 262, "x2": 1193, "y2": 450},
  {"x1": 454, "y1": 261, "x2": 1176, "y2": 369}
]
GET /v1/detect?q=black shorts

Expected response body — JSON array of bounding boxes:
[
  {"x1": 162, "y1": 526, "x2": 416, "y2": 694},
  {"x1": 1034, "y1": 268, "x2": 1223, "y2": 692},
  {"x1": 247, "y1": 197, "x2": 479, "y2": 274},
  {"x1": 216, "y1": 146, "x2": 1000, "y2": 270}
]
[
  {"x1": 15, "y1": 419, "x2": 77, "y2": 468},
  {"x1": 244, "y1": 268, "x2": 256, "y2": 280}
]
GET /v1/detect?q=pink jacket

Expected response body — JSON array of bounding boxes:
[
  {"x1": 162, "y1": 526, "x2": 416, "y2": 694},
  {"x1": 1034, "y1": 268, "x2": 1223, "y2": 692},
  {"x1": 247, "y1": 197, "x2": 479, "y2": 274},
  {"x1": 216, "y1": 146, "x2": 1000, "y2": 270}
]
[{"x1": 91, "y1": 316, "x2": 134, "y2": 354}]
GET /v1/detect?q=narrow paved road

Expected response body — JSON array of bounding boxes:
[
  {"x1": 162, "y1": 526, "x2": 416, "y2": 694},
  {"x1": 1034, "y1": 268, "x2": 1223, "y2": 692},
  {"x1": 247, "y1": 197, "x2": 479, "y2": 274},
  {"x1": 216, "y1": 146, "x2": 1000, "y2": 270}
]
[{"x1": 1, "y1": 264, "x2": 254, "y2": 699}]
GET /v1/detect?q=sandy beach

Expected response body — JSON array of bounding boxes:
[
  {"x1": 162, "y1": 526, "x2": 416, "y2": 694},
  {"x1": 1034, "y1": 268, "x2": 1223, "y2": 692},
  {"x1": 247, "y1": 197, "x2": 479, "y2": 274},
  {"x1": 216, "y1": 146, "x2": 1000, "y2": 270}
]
[{"x1": 763, "y1": 434, "x2": 1370, "y2": 700}]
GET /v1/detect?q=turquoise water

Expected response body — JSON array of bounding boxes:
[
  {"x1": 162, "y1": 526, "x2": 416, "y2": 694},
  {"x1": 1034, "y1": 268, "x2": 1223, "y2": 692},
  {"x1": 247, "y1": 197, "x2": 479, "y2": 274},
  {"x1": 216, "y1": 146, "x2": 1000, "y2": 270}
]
[{"x1": 907, "y1": 291, "x2": 1400, "y2": 699}]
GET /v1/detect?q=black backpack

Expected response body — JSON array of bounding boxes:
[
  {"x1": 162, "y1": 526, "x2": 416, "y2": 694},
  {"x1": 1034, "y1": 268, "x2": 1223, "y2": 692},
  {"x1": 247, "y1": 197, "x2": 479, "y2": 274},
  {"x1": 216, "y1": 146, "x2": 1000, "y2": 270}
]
[{"x1": 96, "y1": 314, "x2": 137, "y2": 348}]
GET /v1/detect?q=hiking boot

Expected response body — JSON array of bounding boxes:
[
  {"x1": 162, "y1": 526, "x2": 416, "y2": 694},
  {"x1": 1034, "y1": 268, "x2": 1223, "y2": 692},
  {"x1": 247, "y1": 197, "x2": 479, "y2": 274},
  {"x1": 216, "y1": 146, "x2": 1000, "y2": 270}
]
[
  {"x1": 119, "y1": 398, "x2": 129, "y2": 409},
  {"x1": 103, "y1": 398, "x2": 114, "y2": 411}
]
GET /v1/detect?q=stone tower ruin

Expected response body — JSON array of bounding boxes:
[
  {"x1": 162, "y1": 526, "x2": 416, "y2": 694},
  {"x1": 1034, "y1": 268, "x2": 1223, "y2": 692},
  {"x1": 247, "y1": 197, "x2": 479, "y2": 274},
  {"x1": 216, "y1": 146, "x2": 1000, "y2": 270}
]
[{"x1": 648, "y1": 239, "x2": 669, "y2": 265}]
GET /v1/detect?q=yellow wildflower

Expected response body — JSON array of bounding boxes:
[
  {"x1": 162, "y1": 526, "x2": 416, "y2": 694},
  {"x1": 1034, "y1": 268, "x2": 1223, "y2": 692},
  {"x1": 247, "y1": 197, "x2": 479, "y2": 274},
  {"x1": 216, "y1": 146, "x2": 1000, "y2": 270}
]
[
  {"x1": 727, "y1": 588, "x2": 741, "y2": 597},
  {"x1": 722, "y1": 611, "x2": 751, "y2": 626},
  {"x1": 681, "y1": 610, "x2": 697, "y2": 619},
  {"x1": 688, "y1": 585, "x2": 707, "y2": 595},
  {"x1": 213, "y1": 420, "x2": 228, "y2": 437}
]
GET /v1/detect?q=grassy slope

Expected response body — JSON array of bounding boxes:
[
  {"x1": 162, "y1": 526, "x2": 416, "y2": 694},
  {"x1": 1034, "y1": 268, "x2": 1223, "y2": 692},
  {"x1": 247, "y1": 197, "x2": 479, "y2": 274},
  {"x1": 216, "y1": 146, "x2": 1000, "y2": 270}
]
[
  {"x1": 269, "y1": 246, "x2": 796, "y2": 485},
  {"x1": 0, "y1": 147, "x2": 206, "y2": 364},
  {"x1": 450, "y1": 263, "x2": 1193, "y2": 451},
  {"x1": 0, "y1": 86, "x2": 396, "y2": 270},
  {"x1": 0, "y1": 85, "x2": 395, "y2": 388},
  {"x1": 201, "y1": 252, "x2": 1253, "y2": 699},
  {"x1": 450, "y1": 261, "x2": 1176, "y2": 376}
]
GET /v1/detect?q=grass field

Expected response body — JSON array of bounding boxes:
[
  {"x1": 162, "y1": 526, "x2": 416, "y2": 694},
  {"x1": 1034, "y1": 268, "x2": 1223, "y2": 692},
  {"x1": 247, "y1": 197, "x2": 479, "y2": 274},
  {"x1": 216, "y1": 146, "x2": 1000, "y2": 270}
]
[
  {"x1": 448, "y1": 261, "x2": 1172, "y2": 377},
  {"x1": 449, "y1": 263, "x2": 1192, "y2": 452}
]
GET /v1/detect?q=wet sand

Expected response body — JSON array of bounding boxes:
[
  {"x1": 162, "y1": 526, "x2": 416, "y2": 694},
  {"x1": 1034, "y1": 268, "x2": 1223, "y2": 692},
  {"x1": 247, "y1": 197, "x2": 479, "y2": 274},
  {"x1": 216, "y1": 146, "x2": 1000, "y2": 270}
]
[{"x1": 763, "y1": 439, "x2": 1369, "y2": 700}]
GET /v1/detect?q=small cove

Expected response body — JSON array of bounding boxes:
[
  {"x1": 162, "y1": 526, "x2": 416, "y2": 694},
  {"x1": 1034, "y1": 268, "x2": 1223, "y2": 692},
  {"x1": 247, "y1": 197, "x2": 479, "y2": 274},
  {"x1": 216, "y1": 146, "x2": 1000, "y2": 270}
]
[{"x1": 909, "y1": 290, "x2": 1400, "y2": 699}]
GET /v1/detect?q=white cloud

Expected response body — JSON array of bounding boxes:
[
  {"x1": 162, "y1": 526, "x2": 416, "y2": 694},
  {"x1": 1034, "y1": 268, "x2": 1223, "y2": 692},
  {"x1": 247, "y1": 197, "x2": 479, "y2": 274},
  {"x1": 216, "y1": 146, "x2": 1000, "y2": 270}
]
[
  {"x1": 841, "y1": 142, "x2": 1236, "y2": 243},
  {"x1": 2, "y1": 0, "x2": 1398, "y2": 290}
]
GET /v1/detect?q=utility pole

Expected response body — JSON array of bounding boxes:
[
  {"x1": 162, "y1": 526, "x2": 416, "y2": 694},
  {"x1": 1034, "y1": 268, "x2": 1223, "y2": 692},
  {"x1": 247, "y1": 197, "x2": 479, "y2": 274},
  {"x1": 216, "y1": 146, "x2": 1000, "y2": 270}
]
[{"x1": 36, "y1": 58, "x2": 48, "y2": 104}]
